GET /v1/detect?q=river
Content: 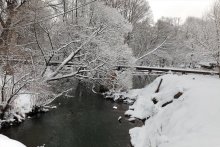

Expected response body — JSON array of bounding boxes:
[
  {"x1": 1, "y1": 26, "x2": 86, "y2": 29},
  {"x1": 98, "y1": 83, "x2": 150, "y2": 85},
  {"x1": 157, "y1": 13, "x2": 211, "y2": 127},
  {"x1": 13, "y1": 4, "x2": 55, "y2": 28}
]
[{"x1": 0, "y1": 75, "x2": 157, "y2": 147}]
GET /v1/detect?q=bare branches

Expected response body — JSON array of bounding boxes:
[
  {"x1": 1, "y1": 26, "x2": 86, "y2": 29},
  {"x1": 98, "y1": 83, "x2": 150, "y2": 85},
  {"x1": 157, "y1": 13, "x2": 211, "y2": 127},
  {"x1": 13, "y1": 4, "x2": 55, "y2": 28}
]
[
  {"x1": 48, "y1": 26, "x2": 107, "y2": 79},
  {"x1": 7, "y1": 0, "x2": 98, "y2": 29},
  {"x1": 43, "y1": 88, "x2": 73, "y2": 106},
  {"x1": 47, "y1": 70, "x2": 80, "y2": 82},
  {"x1": 0, "y1": 0, "x2": 136, "y2": 120},
  {"x1": 47, "y1": 57, "x2": 105, "y2": 82},
  {"x1": 34, "y1": 24, "x2": 47, "y2": 64}
]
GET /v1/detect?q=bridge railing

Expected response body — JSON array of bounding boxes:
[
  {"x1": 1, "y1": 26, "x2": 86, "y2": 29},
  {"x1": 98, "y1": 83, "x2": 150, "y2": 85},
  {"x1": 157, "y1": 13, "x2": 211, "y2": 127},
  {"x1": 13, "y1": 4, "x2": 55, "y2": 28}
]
[{"x1": 115, "y1": 65, "x2": 220, "y2": 76}]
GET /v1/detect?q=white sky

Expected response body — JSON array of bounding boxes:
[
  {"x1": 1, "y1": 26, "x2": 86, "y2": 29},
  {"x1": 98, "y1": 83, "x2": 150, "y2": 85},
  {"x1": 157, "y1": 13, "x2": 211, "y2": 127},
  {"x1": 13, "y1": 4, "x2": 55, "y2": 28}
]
[{"x1": 148, "y1": 0, "x2": 215, "y2": 22}]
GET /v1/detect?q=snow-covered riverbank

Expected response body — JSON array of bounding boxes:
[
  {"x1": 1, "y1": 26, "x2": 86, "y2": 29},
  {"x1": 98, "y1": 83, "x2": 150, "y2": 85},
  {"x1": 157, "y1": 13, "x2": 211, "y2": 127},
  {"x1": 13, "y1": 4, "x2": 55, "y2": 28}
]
[
  {"x1": 0, "y1": 134, "x2": 26, "y2": 147},
  {"x1": 123, "y1": 74, "x2": 220, "y2": 147}
]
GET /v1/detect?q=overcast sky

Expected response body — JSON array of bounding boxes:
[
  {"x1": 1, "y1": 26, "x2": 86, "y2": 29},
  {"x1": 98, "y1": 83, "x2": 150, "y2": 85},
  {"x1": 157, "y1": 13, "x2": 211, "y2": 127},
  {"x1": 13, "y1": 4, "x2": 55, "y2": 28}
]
[{"x1": 148, "y1": 0, "x2": 215, "y2": 22}]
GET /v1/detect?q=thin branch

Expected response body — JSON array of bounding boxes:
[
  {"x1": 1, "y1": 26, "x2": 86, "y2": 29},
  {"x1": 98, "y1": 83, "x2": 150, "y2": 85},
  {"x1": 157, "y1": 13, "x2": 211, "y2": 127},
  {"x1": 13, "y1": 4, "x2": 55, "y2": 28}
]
[
  {"x1": 49, "y1": 26, "x2": 105, "y2": 78},
  {"x1": 55, "y1": 40, "x2": 81, "y2": 53},
  {"x1": 33, "y1": 23, "x2": 47, "y2": 64},
  {"x1": 136, "y1": 38, "x2": 167, "y2": 62},
  {"x1": 47, "y1": 71, "x2": 80, "y2": 81},
  {"x1": 9, "y1": 0, "x2": 98, "y2": 29},
  {"x1": 43, "y1": 88, "x2": 73, "y2": 106}
]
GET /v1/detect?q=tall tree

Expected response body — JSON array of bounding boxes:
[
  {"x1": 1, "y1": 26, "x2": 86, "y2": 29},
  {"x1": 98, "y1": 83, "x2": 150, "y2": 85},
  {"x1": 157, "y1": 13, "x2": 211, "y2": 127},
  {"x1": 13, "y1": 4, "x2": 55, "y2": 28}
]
[
  {"x1": 101, "y1": 0, "x2": 152, "y2": 24},
  {"x1": 0, "y1": 0, "x2": 27, "y2": 54}
]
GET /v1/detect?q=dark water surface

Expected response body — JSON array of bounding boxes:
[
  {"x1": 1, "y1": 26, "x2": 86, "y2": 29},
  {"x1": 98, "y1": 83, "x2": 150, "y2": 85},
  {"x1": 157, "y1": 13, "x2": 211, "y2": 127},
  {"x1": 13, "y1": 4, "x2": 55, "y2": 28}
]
[
  {"x1": 1, "y1": 75, "x2": 157, "y2": 147},
  {"x1": 1, "y1": 84, "x2": 137, "y2": 147}
]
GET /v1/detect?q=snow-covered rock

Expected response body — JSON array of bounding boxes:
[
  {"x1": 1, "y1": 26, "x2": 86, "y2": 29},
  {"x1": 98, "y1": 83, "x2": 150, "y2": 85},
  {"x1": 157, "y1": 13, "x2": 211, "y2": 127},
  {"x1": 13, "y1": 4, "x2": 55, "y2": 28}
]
[
  {"x1": 113, "y1": 106, "x2": 118, "y2": 109},
  {"x1": 3, "y1": 94, "x2": 33, "y2": 122},
  {"x1": 0, "y1": 134, "x2": 26, "y2": 147},
  {"x1": 13, "y1": 94, "x2": 33, "y2": 115},
  {"x1": 126, "y1": 74, "x2": 220, "y2": 147}
]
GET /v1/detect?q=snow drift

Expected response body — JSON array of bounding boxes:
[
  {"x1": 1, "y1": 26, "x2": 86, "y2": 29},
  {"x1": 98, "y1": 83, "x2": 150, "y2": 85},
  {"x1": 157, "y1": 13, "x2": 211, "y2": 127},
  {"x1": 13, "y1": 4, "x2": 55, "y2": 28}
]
[
  {"x1": 126, "y1": 74, "x2": 220, "y2": 147},
  {"x1": 0, "y1": 134, "x2": 26, "y2": 147}
]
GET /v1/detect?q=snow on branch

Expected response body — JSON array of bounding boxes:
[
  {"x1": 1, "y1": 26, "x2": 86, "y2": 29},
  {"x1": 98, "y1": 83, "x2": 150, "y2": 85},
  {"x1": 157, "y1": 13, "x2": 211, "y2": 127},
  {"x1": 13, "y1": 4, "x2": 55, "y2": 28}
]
[
  {"x1": 9, "y1": 0, "x2": 98, "y2": 29},
  {"x1": 47, "y1": 26, "x2": 107, "y2": 79},
  {"x1": 136, "y1": 37, "x2": 167, "y2": 62}
]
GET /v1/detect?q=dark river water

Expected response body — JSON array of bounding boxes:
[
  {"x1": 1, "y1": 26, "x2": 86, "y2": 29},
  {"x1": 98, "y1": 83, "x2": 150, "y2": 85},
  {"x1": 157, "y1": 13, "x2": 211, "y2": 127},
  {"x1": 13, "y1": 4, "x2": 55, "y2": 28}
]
[{"x1": 0, "y1": 75, "x2": 157, "y2": 147}]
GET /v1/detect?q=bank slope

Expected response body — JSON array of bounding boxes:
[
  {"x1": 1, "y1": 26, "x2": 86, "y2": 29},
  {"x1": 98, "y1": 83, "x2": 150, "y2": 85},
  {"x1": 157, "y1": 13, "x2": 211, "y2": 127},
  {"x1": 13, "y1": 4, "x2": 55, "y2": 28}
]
[{"x1": 126, "y1": 74, "x2": 220, "y2": 147}]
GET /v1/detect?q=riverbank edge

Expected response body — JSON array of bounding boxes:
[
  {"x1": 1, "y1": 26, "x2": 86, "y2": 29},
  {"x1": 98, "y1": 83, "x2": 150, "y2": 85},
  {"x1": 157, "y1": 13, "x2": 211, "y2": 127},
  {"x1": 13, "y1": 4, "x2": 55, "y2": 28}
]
[{"x1": 110, "y1": 74, "x2": 220, "y2": 147}]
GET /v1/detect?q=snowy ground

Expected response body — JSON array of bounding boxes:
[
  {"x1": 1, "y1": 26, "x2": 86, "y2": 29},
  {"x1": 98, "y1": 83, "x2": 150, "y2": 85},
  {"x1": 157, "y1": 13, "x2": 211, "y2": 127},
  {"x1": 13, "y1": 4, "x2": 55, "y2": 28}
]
[
  {"x1": 123, "y1": 74, "x2": 220, "y2": 147},
  {"x1": 0, "y1": 134, "x2": 26, "y2": 147}
]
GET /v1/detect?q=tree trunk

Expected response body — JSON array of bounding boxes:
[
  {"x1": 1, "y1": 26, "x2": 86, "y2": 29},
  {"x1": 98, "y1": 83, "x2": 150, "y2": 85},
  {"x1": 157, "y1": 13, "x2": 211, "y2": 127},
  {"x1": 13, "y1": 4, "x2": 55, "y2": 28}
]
[
  {"x1": 75, "y1": 0, "x2": 78, "y2": 24},
  {"x1": 218, "y1": 65, "x2": 220, "y2": 78},
  {"x1": 0, "y1": 104, "x2": 10, "y2": 120},
  {"x1": 0, "y1": 2, "x2": 17, "y2": 53}
]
